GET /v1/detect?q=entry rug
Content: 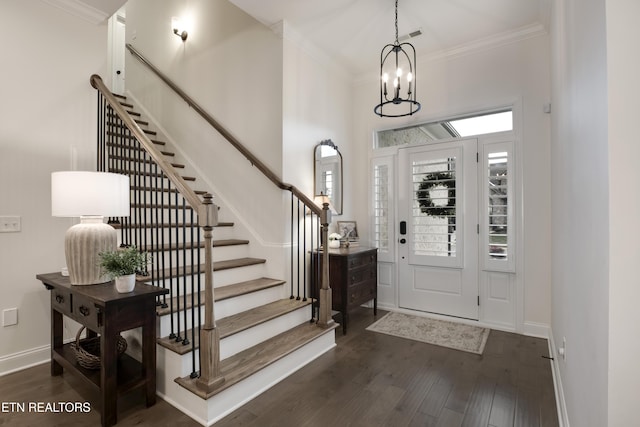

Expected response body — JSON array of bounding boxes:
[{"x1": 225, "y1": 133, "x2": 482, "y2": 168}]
[{"x1": 366, "y1": 312, "x2": 490, "y2": 355}]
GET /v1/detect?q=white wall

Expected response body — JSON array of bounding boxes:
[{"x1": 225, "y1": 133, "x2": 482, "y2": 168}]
[
  {"x1": 550, "y1": 0, "x2": 609, "y2": 425},
  {"x1": 280, "y1": 21, "x2": 352, "y2": 222},
  {"x1": 606, "y1": 1, "x2": 640, "y2": 425},
  {"x1": 353, "y1": 33, "x2": 552, "y2": 330},
  {"x1": 0, "y1": 0, "x2": 107, "y2": 370},
  {"x1": 125, "y1": 0, "x2": 285, "y2": 246}
]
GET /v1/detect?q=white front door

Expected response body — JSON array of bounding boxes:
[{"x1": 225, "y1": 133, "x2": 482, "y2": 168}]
[{"x1": 398, "y1": 139, "x2": 479, "y2": 319}]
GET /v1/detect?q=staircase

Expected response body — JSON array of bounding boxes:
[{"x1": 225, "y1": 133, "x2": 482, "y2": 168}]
[{"x1": 92, "y1": 77, "x2": 337, "y2": 425}]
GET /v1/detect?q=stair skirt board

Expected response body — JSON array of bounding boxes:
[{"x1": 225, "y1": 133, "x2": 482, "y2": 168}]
[{"x1": 157, "y1": 329, "x2": 336, "y2": 426}]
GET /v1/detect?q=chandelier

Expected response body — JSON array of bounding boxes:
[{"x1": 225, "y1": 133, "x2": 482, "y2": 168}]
[{"x1": 374, "y1": 0, "x2": 421, "y2": 117}]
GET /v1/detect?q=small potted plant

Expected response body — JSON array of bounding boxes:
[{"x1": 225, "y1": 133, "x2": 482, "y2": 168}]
[
  {"x1": 98, "y1": 246, "x2": 150, "y2": 293},
  {"x1": 328, "y1": 232, "x2": 342, "y2": 249}
]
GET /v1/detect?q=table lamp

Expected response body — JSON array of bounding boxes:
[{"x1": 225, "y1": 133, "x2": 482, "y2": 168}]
[{"x1": 51, "y1": 171, "x2": 130, "y2": 285}]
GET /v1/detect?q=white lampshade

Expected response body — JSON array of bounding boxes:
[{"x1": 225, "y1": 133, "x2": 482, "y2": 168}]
[
  {"x1": 52, "y1": 171, "x2": 130, "y2": 217},
  {"x1": 51, "y1": 171, "x2": 130, "y2": 285}
]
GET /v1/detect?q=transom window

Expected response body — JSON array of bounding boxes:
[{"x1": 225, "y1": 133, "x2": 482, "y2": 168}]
[{"x1": 376, "y1": 109, "x2": 512, "y2": 149}]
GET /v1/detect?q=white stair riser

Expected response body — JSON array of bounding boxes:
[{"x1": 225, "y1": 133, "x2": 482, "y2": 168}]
[
  {"x1": 220, "y1": 305, "x2": 312, "y2": 359},
  {"x1": 158, "y1": 285, "x2": 285, "y2": 337},
  {"x1": 147, "y1": 263, "x2": 270, "y2": 294}
]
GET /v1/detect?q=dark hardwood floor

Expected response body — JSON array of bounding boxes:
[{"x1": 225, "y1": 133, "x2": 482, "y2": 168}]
[{"x1": 0, "y1": 308, "x2": 558, "y2": 427}]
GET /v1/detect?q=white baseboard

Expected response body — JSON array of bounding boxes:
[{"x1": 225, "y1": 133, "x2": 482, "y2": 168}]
[
  {"x1": 523, "y1": 320, "x2": 550, "y2": 338},
  {"x1": 0, "y1": 345, "x2": 50, "y2": 377},
  {"x1": 548, "y1": 329, "x2": 570, "y2": 427}
]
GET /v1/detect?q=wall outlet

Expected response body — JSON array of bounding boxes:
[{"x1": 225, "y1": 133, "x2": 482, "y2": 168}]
[
  {"x1": 0, "y1": 216, "x2": 21, "y2": 232},
  {"x1": 2, "y1": 308, "x2": 18, "y2": 326}
]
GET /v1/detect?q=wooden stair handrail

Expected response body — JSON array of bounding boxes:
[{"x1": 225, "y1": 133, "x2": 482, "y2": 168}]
[
  {"x1": 90, "y1": 74, "x2": 207, "y2": 216},
  {"x1": 125, "y1": 43, "x2": 323, "y2": 218}
]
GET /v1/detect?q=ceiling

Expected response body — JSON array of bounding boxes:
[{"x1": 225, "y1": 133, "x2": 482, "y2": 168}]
[
  {"x1": 47, "y1": 0, "x2": 550, "y2": 78},
  {"x1": 229, "y1": 0, "x2": 551, "y2": 77}
]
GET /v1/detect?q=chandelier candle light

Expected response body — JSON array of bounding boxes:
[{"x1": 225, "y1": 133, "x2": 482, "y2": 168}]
[
  {"x1": 374, "y1": 0, "x2": 421, "y2": 117},
  {"x1": 51, "y1": 171, "x2": 130, "y2": 285}
]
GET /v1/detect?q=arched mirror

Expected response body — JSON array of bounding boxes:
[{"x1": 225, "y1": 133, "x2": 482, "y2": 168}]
[{"x1": 314, "y1": 139, "x2": 343, "y2": 215}]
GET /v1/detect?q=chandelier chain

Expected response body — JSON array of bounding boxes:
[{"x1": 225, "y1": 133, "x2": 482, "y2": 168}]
[{"x1": 395, "y1": 0, "x2": 399, "y2": 44}]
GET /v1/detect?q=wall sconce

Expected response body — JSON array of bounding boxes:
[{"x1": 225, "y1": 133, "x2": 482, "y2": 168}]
[{"x1": 172, "y1": 17, "x2": 188, "y2": 41}]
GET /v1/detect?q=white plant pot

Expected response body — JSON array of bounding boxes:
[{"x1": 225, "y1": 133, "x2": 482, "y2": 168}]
[
  {"x1": 329, "y1": 239, "x2": 340, "y2": 249},
  {"x1": 115, "y1": 274, "x2": 136, "y2": 293}
]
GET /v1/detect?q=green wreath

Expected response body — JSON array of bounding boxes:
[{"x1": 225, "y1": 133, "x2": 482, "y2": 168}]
[{"x1": 416, "y1": 172, "x2": 456, "y2": 217}]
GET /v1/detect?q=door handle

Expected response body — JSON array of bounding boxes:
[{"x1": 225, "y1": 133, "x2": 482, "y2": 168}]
[{"x1": 400, "y1": 221, "x2": 407, "y2": 235}]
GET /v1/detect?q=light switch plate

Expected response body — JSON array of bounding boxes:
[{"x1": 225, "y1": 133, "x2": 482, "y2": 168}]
[
  {"x1": 3, "y1": 308, "x2": 18, "y2": 326},
  {"x1": 0, "y1": 216, "x2": 21, "y2": 232}
]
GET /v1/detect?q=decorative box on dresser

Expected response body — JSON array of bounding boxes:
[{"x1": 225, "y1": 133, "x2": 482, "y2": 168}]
[{"x1": 313, "y1": 246, "x2": 378, "y2": 334}]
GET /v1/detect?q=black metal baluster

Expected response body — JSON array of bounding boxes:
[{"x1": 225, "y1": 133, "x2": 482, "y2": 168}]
[
  {"x1": 142, "y1": 150, "x2": 149, "y2": 274},
  {"x1": 290, "y1": 193, "x2": 294, "y2": 300},
  {"x1": 126, "y1": 126, "x2": 134, "y2": 247},
  {"x1": 136, "y1": 139, "x2": 142, "y2": 249},
  {"x1": 296, "y1": 198, "x2": 301, "y2": 300},
  {"x1": 303, "y1": 203, "x2": 307, "y2": 302},
  {"x1": 97, "y1": 93, "x2": 103, "y2": 171},
  {"x1": 174, "y1": 190, "x2": 182, "y2": 343},
  {"x1": 168, "y1": 180, "x2": 176, "y2": 340},
  {"x1": 160, "y1": 171, "x2": 168, "y2": 308},
  {"x1": 182, "y1": 197, "x2": 189, "y2": 346},
  {"x1": 189, "y1": 208, "x2": 196, "y2": 376}
]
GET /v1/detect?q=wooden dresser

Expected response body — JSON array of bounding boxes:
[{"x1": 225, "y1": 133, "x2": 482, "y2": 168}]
[{"x1": 313, "y1": 246, "x2": 377, "y2": 334}]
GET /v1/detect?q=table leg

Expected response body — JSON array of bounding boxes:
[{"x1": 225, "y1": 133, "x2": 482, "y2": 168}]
[
  {"x1": 51, "y1": 309, "x2": 63, "y2": 376},
  {"x1": 100, "y1": 326, "x2": 118, "y2": 427},
  {"x1": 142, "y1": 299, "x2": 157, "y2": 407}
]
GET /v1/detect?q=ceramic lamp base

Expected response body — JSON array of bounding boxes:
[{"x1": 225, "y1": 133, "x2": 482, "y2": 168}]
[{"x1": 65, "y1": 216, "x2": 117, "y2": 285}]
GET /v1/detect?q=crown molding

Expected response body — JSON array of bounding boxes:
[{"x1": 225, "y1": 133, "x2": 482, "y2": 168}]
[{"x1": 41, "y1": 0, "x2": 110, "y2": 25}]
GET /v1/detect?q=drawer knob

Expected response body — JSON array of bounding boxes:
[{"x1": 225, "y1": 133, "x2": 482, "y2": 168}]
[
  {"x1": 78, "y1": 306, "x2": 90, "y2": 317},
  {"x1": 55, "y1": 294, "x2": 64, "y2": 304}
]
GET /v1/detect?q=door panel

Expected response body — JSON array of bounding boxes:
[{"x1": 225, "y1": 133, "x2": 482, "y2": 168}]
[{"x1": 398, "y1": 139, "x2": 479, "y2": 319}]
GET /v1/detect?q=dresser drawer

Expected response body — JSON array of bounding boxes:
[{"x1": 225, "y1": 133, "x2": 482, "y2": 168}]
[
  {"x1": 347, "y1": 266, "x2": 377, "y2": 287},
  {"x1": 347, "y1": 252, "x2": 377, "y2": 270},
  {"x1": 51, "y1": 289, "x2": 71, "y2": 315},
  {"x1": 347, "y1": 280, "x2": 376, "y2": 308},
  {"x1": 71, "y1": 295, "x2": 102, "y2": 331}
]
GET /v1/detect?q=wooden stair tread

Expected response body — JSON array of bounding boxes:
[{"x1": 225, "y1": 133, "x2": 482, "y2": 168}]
[
  {"x1": 175, "y1": 321, "x2": 338, "y2": 399},
  {"x1": 106, "y1": 133, "x2": 166, "y2": 145},
  {"x1": 214, "y1": 257, "x2": 266, "y2": 271},
  {"x1": 109, "y1": 154, "x2": 185, "y2": 168},
  {"x1": 139, "y1": 239, "x2": 249, "y2": 253},
  {"x1": 129, "y1": 186, "x2": 207, "y2": 195},
  {"x1": 109, "y1": 168, "x2": 195, "y2": 181},
  {"x1": 142, "y1": 257, "x2": 265, "y2": 281},
  {"x1": 112, "y1": 221, "x2": 233, "y2": 229},
  {"x1": 158, "y1": 298, "x2": 312, "y2": 355},
  {"x1": 155, "y1": 277, "x2": 285, "y2": 317}
]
